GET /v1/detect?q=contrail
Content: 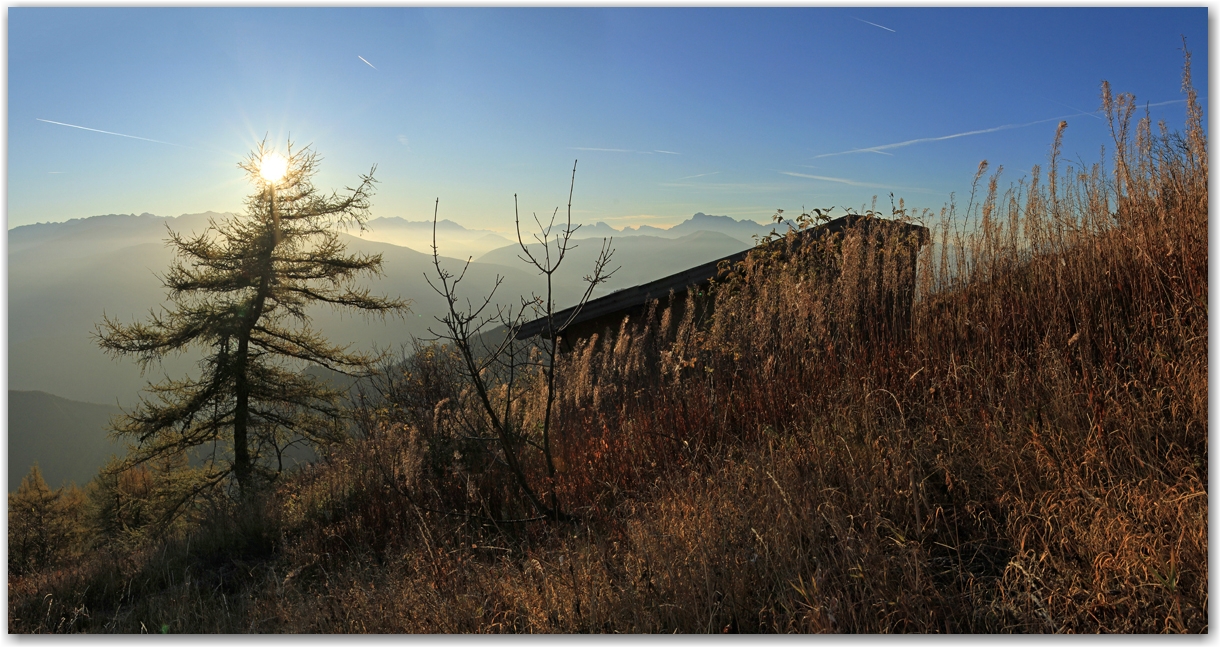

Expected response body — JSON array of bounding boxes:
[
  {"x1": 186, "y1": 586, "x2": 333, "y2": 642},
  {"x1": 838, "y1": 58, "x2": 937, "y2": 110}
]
[
  {"x1": 781, "y1": 171, "x2": 882, "y2": 187},
  {"x1": 1141, "y1": 99, "x2": 1189, "y2": 109},
  {"x1": 815, "y1": 99, "x2": 1192, "y2": 159},
  {"x1": 358, "y1": 56, "x2": 377, "y2": 69},
  {"x1": 36, "y1": 118, "x2": 180, "y2": 146},
  {"x1": 570, "y1": 147, "x2": 680, "y2": 155},
  {"x1": 814, "y1": 114, "x2": 1089, "y2": 159},
  {"x1": 853, "y1": 17, "x2": 895, "y2": 32},
  {"x1": 781, "y1": 171, "x2": 934, "y2": 194},
  {"x1": 1041, "y1": 96, "x2": 1103, "y2": 120}
]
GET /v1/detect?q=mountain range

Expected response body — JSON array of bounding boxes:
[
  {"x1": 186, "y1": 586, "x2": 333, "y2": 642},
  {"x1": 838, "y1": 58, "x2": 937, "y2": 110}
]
[
  {"x1": 477, "y1": 229, "x2": 749, "y2": 296},
  {"x1": 359, "y1": 212, "x2": 783, "y2": 259},
  {"x1": 9, "y1": 212, "x2": 774, "y2": 392},
  {"x1": 8, "y1": 210, "x2": 772, "y2": 487},
  {"x1": 361, "y1": 217, "x2": 515, "y2": 260},
  {"x1": 570, "y1": 212, "x2": 784, "y2": 242}
]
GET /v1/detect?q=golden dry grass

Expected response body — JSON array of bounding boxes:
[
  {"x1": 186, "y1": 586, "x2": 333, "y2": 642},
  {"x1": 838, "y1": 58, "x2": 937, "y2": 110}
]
[{"x1": 10, "y1": 59, "x2": 1207, "y2": 633}]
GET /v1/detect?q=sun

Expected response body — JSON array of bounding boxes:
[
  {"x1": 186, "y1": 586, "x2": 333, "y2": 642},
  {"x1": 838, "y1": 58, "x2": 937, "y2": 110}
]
[{"x1": 259, "y1": 152, "x2": 288, "y2": 184}]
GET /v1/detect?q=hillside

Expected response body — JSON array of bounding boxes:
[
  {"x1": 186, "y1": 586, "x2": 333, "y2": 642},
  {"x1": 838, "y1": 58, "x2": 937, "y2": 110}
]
[
  {"x1": 8, "y1": 71, "x2": 1207, "y2": 634},
  {"x1": 8, "y1": 391, "x2": 123, "y2": 492},
  {"x1": 9, "y1": 213, "x2": 764, "y2": 406}
]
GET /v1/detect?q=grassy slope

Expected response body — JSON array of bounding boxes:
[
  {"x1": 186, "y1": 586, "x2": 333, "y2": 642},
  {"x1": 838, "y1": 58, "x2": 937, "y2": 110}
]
[{"x1": 9, "y1": 68, "x2": 1207, "y2": 633}]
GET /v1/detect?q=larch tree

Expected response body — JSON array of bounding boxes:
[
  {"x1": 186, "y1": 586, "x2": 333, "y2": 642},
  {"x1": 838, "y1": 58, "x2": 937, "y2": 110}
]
[
  {"x1": 9, "y1": 464, "x2": 86, "y2": 576},
  {"x1": 96, "y1": 142, "x2": 409, "y2": 505}
]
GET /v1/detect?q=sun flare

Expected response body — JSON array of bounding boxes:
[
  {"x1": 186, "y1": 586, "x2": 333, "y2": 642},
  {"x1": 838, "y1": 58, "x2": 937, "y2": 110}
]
[{"x1": 259, "y1": 152, "x2": 288, "y2": 184}]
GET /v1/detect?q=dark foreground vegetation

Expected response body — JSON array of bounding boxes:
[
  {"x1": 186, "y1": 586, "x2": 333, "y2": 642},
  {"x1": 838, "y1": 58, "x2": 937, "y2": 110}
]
[{"x1": 9, "y1": 61, "x2": 1206, "y2": 633}]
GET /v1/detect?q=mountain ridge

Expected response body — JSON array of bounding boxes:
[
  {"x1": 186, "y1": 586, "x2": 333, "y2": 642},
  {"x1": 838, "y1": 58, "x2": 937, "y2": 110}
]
[
  {"x1": 8, "y1": 210, "x2": 770, "y2": 406},
  {"x1": 8, "y1": 390, "x2": 124, "y2": 492}
]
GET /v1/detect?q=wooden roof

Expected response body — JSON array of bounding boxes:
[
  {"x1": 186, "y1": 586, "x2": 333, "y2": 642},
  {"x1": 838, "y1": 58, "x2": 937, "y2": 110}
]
[{"x1": 514, "y1": 214, "x2": 927, "y2": 340}]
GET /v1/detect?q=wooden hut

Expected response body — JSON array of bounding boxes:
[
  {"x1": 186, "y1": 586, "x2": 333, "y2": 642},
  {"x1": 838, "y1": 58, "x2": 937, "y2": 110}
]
[{"x1": 514, "y1": 214, "x2": 929, "y2": 350}]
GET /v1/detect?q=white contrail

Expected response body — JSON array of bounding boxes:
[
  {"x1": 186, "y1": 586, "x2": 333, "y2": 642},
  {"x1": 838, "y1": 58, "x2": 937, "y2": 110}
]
[
  {"x1": 781, "y1": 171, "x2": 935, "y2": 194},
  {"x1": 358, "y1": 56, "x2": 377, "y2": 69},
  {"x1": 36, "y1": 118, "x2": 179, "y2": 146},
  {"x1": 853, "y1": 17, "x2": 895, "y2": 32},
  {"x1": 814, "y1": 115, "x2": 1074, "y2": 159},
  {"x1": 1042, "y1": 96, "x2": 1104, "y2": 121},
  {"x1": 815, "y1": 100, "x2": 1192, "y2": 160},
  {"x1": 678, "y1": 171, "x2": 720, "y2": 180},
  {"x1": 1141, "y1": 99, "x2": 1189, "y2": 109},
  {"x1": 571, "y1": 147, "x2": 680, "y2": 155}
]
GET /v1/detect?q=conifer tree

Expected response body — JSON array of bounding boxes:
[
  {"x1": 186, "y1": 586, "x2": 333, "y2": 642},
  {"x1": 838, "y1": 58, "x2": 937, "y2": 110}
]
[
  {"x1": 9, "y1": 464, "x2": 85, "y2": 576},
  {"x1": 97, "y1": 142, "x2": 408, "y2": 502}
]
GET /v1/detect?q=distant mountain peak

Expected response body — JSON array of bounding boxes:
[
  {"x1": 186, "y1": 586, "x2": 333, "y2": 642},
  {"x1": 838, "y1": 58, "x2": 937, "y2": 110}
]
[
  {"x1": 562, "y1": 212, "x2": 774, "y2": 244},
  {"x1": 688, "y1": 212, "x2": 753, "y2": 224},
  {"x1": 367, "y1": 216, "x2": 472, "y2": 232},
  {"x1": 11, "y1": 210, "x2": 241, "y2": 233}
]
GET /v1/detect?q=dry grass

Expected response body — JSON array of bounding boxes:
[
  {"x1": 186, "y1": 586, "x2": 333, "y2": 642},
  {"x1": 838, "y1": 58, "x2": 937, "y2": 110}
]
[{"x1": 10, "y1": 60, "x2": 1206, "y2": 633}]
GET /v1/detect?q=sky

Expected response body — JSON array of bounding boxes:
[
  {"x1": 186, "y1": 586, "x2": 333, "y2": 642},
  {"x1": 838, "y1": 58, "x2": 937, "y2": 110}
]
[{"x1": 6, "y1": 7, "x2": 1209, "y2": 232}]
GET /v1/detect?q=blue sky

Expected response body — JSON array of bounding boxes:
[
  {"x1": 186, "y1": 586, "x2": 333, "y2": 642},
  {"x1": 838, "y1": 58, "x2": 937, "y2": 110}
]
[{"x1": 7, "y1": 7, "x2": 1208, "y2": 231}]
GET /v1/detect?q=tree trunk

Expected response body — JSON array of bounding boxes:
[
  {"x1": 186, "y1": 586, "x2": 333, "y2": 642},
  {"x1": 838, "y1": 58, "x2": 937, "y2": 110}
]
[
  {"x1": 232, "y1": 190, "x2": 278, "y2": 496},
  {"x1": 232, "y1": 333, "x2": 254, "y2": 494}
]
